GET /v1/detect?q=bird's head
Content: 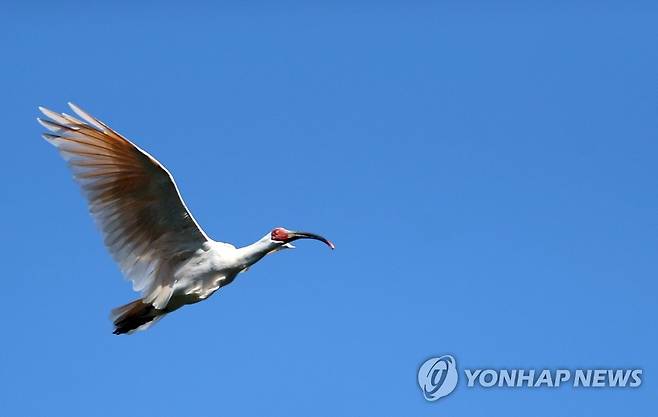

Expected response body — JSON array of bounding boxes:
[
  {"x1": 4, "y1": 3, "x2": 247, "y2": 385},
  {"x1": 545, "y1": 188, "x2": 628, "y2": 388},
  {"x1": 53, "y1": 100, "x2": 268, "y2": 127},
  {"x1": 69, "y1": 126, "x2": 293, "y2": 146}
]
[{"x1": 270, "y1": 227, "x2": 335, "y2": 250}]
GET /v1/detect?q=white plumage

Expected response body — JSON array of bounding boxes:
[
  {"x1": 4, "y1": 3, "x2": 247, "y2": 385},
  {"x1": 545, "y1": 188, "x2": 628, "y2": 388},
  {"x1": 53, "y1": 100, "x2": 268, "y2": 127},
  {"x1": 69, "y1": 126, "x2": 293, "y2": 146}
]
[{"x1": 38, "y1": 103, "x2": 334, "y2": 334}]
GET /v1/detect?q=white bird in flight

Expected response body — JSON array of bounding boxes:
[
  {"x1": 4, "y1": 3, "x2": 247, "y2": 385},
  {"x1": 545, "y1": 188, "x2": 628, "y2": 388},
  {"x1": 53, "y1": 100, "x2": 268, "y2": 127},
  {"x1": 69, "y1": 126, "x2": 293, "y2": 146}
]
[{"x1": 38, "y1": 103, "x2": 334, "y2": 335}]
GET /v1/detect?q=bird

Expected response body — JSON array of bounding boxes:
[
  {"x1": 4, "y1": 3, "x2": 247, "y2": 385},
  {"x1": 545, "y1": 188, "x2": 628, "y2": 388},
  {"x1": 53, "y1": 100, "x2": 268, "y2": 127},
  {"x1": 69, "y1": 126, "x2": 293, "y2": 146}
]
[{"x1": 37, "y1": 103, "x2": 334, "y2": 335}]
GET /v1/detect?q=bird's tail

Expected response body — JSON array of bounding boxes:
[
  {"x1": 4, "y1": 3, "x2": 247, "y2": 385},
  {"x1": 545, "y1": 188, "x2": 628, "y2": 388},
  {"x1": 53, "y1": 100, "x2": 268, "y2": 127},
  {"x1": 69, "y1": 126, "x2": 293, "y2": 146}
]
[{"x1": 110, "y1": 299, "x2": 164, "y2": 335}]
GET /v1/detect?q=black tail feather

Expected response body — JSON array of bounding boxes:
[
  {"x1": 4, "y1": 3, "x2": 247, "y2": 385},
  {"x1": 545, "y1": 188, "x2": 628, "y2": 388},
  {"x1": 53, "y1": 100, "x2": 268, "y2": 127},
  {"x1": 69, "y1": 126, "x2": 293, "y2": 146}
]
[{"x1": 111, "y1": 299, "x2": 161, "y2": 335}]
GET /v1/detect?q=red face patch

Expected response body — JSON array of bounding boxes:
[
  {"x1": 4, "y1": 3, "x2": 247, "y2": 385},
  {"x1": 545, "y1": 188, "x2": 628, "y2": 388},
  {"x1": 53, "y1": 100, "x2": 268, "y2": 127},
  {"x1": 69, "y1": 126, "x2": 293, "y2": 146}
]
[{"x1": 271, "y1": 227, "x2": 290, "y2": 241}]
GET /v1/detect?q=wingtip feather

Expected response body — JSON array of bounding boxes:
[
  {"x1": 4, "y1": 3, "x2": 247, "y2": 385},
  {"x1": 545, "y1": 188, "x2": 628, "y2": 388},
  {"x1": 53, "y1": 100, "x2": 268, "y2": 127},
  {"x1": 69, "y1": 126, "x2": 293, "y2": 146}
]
[
  {"x1": 36, "y1": 117, "x2": 50, "y2": 130},
  {"x1": 41, "y1": 133, "x2": 60, "y2": 146},
  {"x1": 68, "y1": 102, "x2": 106, "y2": 131},
  {"x1": 39, "y1": 106, "x2": 76, "y2": 126}
]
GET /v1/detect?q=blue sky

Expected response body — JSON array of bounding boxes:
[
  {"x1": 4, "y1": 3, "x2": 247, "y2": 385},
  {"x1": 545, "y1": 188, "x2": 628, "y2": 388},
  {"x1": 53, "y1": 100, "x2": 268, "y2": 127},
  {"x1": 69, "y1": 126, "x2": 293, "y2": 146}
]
[{"x1": 1, "y1": 1, "x2": 656, "y2": 415}]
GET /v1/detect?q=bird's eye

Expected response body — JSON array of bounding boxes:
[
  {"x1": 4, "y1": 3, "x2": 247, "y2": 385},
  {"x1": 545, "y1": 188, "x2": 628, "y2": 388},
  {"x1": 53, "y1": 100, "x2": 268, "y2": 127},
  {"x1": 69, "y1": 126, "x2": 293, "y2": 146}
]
[{"x1": 271, "y1": 228, "x2": 288, "y2": 241}]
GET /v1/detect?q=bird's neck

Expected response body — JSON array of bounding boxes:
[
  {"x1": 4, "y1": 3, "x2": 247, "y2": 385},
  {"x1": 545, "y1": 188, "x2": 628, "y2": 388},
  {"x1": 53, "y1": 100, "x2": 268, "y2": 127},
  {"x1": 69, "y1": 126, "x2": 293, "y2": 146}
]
[{"x1": 236, "y1": 234, "x2": 282, "y2": 268}]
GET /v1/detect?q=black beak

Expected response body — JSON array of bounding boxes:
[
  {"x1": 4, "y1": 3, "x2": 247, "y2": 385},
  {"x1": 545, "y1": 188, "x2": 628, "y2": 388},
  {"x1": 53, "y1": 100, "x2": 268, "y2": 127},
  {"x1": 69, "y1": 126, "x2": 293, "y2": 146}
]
[{"x1": 287, "y1": 231, "x2": 335, "y2": 249}]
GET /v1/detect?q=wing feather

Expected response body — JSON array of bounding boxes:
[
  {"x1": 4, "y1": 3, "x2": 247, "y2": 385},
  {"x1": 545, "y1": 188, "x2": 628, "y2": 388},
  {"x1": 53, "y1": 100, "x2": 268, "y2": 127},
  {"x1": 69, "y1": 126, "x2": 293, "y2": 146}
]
[{"x1": 39, "y1": 103, "x2": 209, "y2": 309}]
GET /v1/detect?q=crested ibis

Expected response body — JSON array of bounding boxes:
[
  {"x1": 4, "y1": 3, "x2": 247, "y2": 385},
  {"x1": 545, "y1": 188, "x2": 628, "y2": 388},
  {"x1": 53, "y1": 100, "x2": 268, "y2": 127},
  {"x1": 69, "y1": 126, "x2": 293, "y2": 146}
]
[{"x1": 38, "y1": 103, "x2": 334, "y2": 335}]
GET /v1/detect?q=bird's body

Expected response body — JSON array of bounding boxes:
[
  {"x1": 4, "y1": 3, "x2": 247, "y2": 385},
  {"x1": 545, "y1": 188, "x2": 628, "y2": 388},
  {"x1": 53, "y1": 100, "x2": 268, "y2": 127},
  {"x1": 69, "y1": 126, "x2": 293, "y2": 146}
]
[
  {"x1": 38, "y1": 103, "x2": 333, "y2": 334},
  {"x1": 155, "y1": 237, "x2": 282, "y2": 309}
]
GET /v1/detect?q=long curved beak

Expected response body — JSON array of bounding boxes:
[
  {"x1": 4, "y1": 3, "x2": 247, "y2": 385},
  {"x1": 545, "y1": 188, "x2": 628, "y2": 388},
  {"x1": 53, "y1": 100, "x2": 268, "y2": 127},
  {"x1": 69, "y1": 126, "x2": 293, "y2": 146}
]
[{"x1": 287, "y1": 231, "x2": 335, "y2": 249}]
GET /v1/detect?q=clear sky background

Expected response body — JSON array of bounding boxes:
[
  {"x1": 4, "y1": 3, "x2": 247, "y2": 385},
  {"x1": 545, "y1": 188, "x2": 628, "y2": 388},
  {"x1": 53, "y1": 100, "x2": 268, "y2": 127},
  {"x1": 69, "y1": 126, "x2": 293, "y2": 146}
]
[{"x1": 1, "y1": 1, "x2": 656, "y2": 415}]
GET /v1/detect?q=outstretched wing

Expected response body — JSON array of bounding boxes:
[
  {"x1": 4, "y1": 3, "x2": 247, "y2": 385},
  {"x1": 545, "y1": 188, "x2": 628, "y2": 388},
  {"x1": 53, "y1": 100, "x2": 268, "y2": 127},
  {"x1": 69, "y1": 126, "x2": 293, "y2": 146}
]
[{"x1": 38, "y1": 103, "x2": 209, "y2": 309}]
